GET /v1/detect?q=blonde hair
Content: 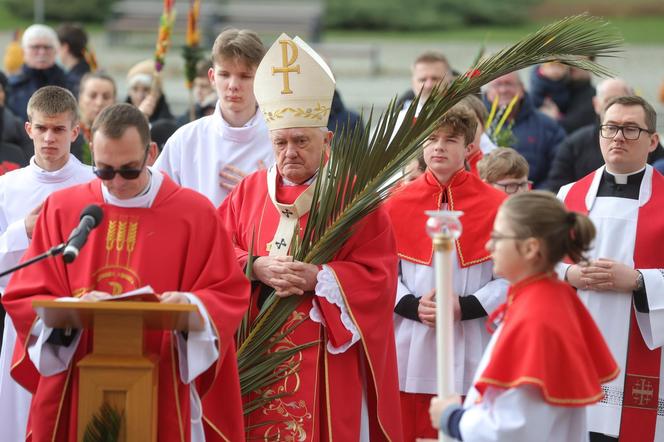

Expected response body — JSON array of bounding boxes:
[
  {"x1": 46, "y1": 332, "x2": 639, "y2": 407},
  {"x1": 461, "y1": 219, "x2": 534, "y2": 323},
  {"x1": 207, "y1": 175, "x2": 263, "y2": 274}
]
[
  {"x1": 501, "y1": 191, "x2": 595, "y2": 265},
  {"x1": 477, "y1": 147, "x2": 529, "y2": 183},
  {"x1": 211, "y1": 28, "x2": 265, "y2": 67}
]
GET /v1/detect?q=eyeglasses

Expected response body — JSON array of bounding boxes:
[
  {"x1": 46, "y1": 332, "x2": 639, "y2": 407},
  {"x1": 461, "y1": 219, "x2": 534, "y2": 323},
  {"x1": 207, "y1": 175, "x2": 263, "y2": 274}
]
[
  {"x1": 489, "y1": 231, "x2": 526, "y2": 243},
  {"x1": 93, "y1": 148, "x2": 149, "y2": 180},
  {"x1": 27, "y1": 44, "x2": 54, "y2": 52},
  {"x1": 492, "y1": 180, "x2": 532, "y2": 194},
  {"x1": 599, "y1": 124, "x2": 653, "y2": 141}
]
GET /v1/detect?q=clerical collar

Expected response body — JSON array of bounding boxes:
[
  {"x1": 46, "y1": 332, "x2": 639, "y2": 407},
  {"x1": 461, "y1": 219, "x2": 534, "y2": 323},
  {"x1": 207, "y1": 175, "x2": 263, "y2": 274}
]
[
  {"x1": 29, "y1": 155, "x2": 87, "y2": 184},
  {"x1": 101, "y1": 167, "x2": 164, "y2": 208},
  {"x1": 597, "y1": 167, "x2": 645, "y2": 200}
]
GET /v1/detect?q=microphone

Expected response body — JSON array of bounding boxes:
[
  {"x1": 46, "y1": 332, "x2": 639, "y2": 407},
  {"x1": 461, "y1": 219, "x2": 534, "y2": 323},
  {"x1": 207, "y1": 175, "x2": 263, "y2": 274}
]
[{"x1": 63, "y1": 205, "x2": 104, "y2": 264}]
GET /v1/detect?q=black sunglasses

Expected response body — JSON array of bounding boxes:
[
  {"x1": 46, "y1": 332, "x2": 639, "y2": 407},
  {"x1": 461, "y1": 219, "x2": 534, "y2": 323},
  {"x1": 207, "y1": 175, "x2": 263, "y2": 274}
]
[{"x1": 93, "y1": 148, "x2": 149, "y2": 180}]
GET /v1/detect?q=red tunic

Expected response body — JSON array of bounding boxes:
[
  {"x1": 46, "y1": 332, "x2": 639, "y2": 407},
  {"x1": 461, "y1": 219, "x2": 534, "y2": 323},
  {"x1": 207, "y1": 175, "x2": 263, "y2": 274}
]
[
  {"x1": 2, "y1": 176, "x2": 249, "y2": 442},
  {"x1": 478, "y1": 274, "x2": 619, "y2": 404},
  {"x1": 385, "y1": 168, "x2": 506, "y2": 267},
  {"x1": 218, "y1": 169, "x2": 403, "y2": 441}
]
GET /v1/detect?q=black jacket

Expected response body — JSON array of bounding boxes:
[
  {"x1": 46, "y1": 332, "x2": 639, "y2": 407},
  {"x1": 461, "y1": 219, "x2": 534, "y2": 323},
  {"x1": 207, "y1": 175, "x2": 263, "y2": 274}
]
[{"x1": 7, "y1": 64, "x2": 69, "y2": 122}]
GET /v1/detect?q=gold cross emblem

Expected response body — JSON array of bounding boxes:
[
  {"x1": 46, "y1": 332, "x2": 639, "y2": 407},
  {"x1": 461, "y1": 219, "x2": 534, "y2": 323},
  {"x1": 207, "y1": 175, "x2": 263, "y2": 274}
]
[{"x1": 271, "y1": 39, "x2": 300, "y2": 95}]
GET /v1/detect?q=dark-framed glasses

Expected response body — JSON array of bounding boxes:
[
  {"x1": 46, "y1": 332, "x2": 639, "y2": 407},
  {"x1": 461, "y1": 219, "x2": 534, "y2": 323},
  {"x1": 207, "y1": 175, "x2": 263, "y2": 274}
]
[
  {"x1": 93, "y1": 148, "x2": 149, "y2": 180},
  {"x1": 600, "y1": 124, "x2": 653, "y2": 141},
  {"x1": 493, "y1": 180, "x2": 532, "y2": 194}
]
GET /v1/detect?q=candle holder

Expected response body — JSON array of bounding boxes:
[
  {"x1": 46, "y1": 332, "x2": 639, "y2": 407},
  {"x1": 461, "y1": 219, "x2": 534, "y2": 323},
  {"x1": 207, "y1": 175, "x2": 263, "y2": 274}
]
[{"x1": 426, "y1": 210, "x2": 463, "y2": 442}]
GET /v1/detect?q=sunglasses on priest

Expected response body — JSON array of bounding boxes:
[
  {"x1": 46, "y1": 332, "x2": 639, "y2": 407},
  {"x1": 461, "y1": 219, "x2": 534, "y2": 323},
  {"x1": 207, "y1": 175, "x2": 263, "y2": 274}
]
[{"x1": 93, "y1": 148, "x2": 149, "y2": 180}]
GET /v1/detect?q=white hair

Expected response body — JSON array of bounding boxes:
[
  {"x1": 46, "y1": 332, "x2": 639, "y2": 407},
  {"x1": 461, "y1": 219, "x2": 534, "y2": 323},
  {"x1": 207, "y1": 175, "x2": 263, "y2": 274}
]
[{"x1": 22, "y1": 24, "x2": 59, "y2": 49}]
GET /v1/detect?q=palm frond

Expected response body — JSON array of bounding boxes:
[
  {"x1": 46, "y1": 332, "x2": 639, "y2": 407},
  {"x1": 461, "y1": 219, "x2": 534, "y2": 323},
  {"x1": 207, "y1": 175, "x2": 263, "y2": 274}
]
[
  {"x1": 83, "y1": 403, "x2": 123, "y2": 442},
  {"x1": 238, "y1": 13, "x2": 622, "y2": 418}
]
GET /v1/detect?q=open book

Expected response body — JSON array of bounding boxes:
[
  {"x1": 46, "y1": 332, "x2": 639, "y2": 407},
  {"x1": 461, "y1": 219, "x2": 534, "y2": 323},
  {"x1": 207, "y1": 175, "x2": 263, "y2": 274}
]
[{"x1": 103, "y1": 285, "x2": 160, "y2": 303}]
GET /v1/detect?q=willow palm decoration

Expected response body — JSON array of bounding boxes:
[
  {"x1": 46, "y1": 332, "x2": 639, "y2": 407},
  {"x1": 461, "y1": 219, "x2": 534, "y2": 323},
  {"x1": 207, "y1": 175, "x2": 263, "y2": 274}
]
[{"x1": 237, "y1": 13, "x2": 622, "y2": 416}]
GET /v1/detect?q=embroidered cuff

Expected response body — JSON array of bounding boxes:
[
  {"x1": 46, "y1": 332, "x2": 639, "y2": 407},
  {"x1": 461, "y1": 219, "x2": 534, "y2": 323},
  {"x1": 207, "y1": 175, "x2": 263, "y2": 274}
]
[{"x1": 310, "y1": 265, "x2": 360, "y2": 354}]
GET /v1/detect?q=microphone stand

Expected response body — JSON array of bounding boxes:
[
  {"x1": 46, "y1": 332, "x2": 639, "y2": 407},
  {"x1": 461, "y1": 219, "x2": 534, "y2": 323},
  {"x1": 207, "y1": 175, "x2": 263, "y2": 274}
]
[{"x1": 0, "y1": 243, "x2": 66, "y2": 279}]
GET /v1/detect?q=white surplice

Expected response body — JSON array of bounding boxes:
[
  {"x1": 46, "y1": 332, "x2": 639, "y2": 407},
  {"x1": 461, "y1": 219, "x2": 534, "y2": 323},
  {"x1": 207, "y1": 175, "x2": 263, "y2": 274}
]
[
  {"x1": 394, "y1": 210, "x2": 508, "y2": 394},
  {"x1": 458, "y1": 327, "x2": 589, "y2": 442},
  {"x1": 557, "y1": 165, "x2": 664, "y2": 439},
  {"x1": 27, "y1": 168, "x2": 220, "y2": 442},
  {"x1": 155, "y1": 102, "x2": 275, "y2": 207},
  {"x1": 0, "y1": 155, "x2": 93, "y2": 442}
]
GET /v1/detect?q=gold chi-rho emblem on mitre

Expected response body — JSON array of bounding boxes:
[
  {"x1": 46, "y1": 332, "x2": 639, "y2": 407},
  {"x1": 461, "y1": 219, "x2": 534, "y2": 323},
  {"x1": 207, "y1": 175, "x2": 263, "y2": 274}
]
[{"x1": 254, "y1": 33, "x2": 335, "y2": 130}]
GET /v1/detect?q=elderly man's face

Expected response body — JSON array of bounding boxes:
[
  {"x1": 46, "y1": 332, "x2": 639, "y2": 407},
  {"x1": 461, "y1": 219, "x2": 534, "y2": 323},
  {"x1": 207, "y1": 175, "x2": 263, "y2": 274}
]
[
  {"x1": 271, "y1": 127, "x2": 332, "y2": 184},
  {"x1": 24, "y1": 36, "x2": 57, "y2": 70},
  {"x1": 487, "y1": 73, "x2": 523, "y2": 107}
]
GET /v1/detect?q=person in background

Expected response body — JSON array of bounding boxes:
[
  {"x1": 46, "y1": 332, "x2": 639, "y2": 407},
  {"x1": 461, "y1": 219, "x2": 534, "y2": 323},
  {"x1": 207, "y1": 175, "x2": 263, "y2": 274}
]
[
  {"x1": 483, "y1": 71, "x2": 566, "y2": 189},
  {"x1": 56, "y1": 23, "x2": 91, "y2": 98},
  {"x1": 0, "y1": 71, "x2": 32, "y2": 160},
  {"x1": 477, "y1": 147, "x2": 531, "y2": 195},
  {"x1": 70, "y1": 72, "x2": 116, "y2": 163},
  {"x1": 125, "y1": 59, "x2": 174, "y2": 123},
  {"x1": 176, "y1": 59, "x2": 217, "y2": 127},
  {"x1": 7, "y1": 24, "x2": 69, "y2": 122}
]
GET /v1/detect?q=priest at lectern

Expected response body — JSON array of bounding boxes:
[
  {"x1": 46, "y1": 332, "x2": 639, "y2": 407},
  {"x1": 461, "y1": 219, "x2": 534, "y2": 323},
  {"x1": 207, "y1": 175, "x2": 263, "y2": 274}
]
[{"x1": 2, "y1": 103, "x2": 249, "y2": 441}]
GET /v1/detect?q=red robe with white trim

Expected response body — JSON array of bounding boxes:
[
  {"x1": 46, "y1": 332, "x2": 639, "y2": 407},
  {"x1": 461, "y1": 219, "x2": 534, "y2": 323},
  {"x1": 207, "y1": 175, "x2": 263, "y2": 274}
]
[
  {"x1": 217, "y1": 169, "x2": 403, "y2": 441},
  {"x1": 2, "y1": 176, "x2": 249, "y2": 442}
]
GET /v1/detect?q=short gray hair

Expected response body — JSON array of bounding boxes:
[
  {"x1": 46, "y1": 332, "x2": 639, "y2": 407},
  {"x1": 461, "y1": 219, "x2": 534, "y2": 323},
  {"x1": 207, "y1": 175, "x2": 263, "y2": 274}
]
[{"x1": 22, "y1": 24, "x2": 59, "y2": 50}]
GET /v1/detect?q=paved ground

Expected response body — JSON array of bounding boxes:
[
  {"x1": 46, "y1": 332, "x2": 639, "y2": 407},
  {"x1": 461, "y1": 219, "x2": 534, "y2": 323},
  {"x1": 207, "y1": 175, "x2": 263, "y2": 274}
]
[{"x1": 1, "y1": 30, "x2": 662, "y2": 127}]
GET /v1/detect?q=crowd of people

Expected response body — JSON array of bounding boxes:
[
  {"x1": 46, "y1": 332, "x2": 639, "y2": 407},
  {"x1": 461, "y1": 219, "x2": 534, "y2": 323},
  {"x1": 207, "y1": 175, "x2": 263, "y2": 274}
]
[{"x1": 0, "y1": 21, "x2": 662, "y2": 442}]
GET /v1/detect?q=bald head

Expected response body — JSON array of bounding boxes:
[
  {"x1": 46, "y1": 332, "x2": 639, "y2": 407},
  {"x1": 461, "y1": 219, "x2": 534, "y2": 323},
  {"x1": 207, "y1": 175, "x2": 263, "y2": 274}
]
[{"x1": 593, "y1": 78, "x2": 634, "y2": 115}]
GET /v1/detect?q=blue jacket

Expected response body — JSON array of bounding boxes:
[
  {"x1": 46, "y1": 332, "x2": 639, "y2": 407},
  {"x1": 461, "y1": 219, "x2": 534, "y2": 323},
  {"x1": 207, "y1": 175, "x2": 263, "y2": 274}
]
[
  {"x1": 484, "y1": 92, "x2": 566, "y2": 188},
  {"x1": 7, "y1": 64, "x2": 69, "y2": 122}
]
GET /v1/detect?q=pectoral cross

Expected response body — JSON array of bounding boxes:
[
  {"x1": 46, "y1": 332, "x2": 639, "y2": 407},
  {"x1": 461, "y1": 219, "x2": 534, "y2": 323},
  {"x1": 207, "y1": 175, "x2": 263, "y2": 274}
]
[
  {"x1": 271, "y1": 39, "x2": 300, "y2": 94},
  {"x1": 281, "y1": 208, "x2": 294, "y2": 218}
]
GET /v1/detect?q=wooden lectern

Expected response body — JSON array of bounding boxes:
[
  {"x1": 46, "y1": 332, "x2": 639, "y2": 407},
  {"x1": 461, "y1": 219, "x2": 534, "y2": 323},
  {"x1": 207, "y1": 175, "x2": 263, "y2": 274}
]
[{"x1": 33, "y1": 300, "x2": 204, "y2": 442}]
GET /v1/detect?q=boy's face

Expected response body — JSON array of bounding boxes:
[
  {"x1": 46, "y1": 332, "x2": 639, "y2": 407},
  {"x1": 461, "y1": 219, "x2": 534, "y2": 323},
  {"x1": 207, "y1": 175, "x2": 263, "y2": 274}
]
[
  {"x1": 209, "y1": 57, "x2": 257, "y2": 118},
  {"x1": 26, "y1": 111, "x2": 79, "y2": 171},
  {"x1": 423, "y1": 126, "x2": 469, "y2": 182},
  {"x1": 192, "y1": 76, "x2": 215, "y2": 105}
]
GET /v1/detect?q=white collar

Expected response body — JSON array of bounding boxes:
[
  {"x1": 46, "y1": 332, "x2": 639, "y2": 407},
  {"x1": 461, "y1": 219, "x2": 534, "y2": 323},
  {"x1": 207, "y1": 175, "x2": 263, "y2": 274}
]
[
  {"x1": 101, "y1": 167, "x2": 164, "y2": 208},
  {"x1": 604, "y1": 165, "x2": 646, "y2": 185},
  {"x1": 29, "y1": 155, "x2": 85, "y2": 183}
]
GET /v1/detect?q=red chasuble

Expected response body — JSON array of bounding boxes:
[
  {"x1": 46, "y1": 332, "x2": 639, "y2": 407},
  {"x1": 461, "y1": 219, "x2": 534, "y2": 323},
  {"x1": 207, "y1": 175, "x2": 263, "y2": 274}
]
[
  {"x1": 2, "y1": 176, "x2": 249, "y2": 442},
  {"x1": 478, "y1": 274, "x2": 619, "y2": 405},
  {"x1": 217, "y1": 169, "x2": 403, "y2": 441},
  {"x1": 385, "y1": 168, "x2": 506, "y2": 267}
]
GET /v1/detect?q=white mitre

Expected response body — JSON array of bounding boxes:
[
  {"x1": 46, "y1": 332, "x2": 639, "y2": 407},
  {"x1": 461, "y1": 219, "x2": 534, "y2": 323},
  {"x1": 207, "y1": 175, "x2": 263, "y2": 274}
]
[{"x1": 254, "y1": 33, "x2": 336, "y2": 130}]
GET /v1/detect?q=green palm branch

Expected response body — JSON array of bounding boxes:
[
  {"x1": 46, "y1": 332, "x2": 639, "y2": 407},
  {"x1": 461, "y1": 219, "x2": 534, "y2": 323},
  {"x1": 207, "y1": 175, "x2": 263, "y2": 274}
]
[
  {"x1": 83, "y1": 403, "x2": 123, "y2": 442},
  {"x1": 237, "y1": 13, "x2": 622, "y2": 420}
]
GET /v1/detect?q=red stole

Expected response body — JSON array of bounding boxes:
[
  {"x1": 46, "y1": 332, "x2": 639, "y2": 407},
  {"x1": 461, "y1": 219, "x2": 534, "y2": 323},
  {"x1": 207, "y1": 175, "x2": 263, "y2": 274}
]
[
  {"x1": 478, "y1": 274, "x2": 619, "y2": 404},
  {"x1": 218, "y1": 169, "x2": 403, "y2": 441},
  {"x1": 385, "y1": 168, "x2": 506, "y2": 267},
  {"x1": 564, "y1": 169, "x2": 664, "y2": 441},
  {"x1": 3, "y1": 176, "x2": 249, "y2": 442}
]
